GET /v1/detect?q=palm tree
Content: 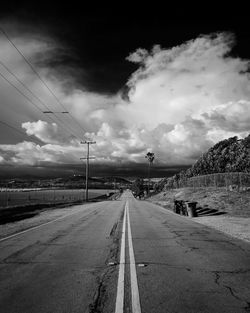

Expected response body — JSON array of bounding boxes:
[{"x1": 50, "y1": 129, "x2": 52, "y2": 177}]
[{"x1": 145, "y1": 152, "x2": 155, "y2": 194}]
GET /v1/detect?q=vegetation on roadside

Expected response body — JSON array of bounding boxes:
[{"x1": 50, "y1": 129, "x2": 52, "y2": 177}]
[
  {"x1": 154, "y1": 134, "x2": 250, "y2": 191},
  {"x1": 131, "y1": 178, "x2": 145, "y2": 198}
]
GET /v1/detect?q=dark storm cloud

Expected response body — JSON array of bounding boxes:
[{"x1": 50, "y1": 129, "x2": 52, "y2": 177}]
[
  {"x1": 0, "y1": 162, "x2": 187, "y2": 179},
  {"x1": 0, "y1": 5, "x2": 250, "y2": 178},
  {"x1": 1, "y1": 3, "x2": 249, "y2": 94}
]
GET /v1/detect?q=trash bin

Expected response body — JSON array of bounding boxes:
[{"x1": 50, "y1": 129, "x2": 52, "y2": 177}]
[
  {"x1": 173, "y1": 200, "x2": 178, "y2": 213},
  {"x1": 173, "y1": 200, "x2": 182, "y2": 214},
  {"x1": 185, "y1": 202, "x2": 197, "y2": 217}
]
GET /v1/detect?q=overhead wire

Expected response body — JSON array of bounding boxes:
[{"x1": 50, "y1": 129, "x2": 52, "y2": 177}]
[
  {"x1": 0, "y1": 61, "x2": 82, "y2": 140},
  {"x1": 0, "y1": 27, "x2": 86, "y2": 137},
  {"x1": 0, "y1": 120, "x2": 42, "y2": 144},
  {"x1": 0, "y1": 70, "x2": 80, "y2": 141}
]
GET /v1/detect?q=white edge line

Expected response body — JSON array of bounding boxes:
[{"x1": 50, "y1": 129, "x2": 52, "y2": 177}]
[
  {"x1": 0, "y1": 208, "x2": 86, "y2": 243},
  {"x1": 115, "y1": 202, "x2": 127, "y2": 313},
  {"x1": 127, "y1": 201, "x2": 142, "y2": 313}
]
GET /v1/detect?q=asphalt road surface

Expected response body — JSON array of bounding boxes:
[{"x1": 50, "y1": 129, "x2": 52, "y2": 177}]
[{"x1": 0, "y1": 190, "x2": 250, "y2": 313}]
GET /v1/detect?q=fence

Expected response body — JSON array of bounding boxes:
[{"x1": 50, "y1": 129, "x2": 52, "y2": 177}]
[
  {"x1": 0, "y1": 189, "x2": 110, "y2": 208},
  {"x1": 166, "y1": 172, "x2": 250, "y2": 191}
]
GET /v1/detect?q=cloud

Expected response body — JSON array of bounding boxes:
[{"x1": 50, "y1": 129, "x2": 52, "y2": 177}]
[
  {"x1": 126, "y1": 48, "x2": 149, "y2": 63},
  {"x1": 202, "y1": 100, "x2": 250, "y2": 133},
  {"x1": 22, "y1": 120, "x2": 76, "y2": 144},
  {"x1": 0, "y1": 140, "x2": 84, "y2": 166},
  {"x1": 0, "y1": 141, "x2": 56, "y2": 165},
  {"x1": 124, "y1": 32, "x2": 250, "y2": 129},
  {"x1": 0, "y1": 30, "x2": 250, "y2": 170}
]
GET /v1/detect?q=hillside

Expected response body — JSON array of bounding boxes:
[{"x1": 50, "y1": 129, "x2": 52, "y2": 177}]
[
  {"x1": 155, "y1": 134, "x2": 250, "y2": 191},
  {"x1": 150, "y1": 134, "x2": 250, "y2": 218},
  {"x1": 189, "y1": 134, "x2": 250, "y2": 175}
]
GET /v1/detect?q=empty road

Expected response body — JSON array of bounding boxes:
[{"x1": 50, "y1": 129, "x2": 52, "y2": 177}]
[{"x1": 0, "y1": 190, "x2": 250, "y2": 313}]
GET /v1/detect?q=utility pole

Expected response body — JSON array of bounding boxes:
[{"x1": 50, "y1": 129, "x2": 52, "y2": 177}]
[{"x1": 80, "y1": 140, "x2": 96, "y2": 202}]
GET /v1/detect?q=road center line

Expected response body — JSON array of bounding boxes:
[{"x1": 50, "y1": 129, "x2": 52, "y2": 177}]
[
  {"x1": 127, "y1": 201, "x2": 142, "y2": 313},
  {"x1": 115, "y1": 202, "x2": 127, "y2": 313},
  {"x1": 0, "y1": 207, "x2": 91, "y2": 243}
]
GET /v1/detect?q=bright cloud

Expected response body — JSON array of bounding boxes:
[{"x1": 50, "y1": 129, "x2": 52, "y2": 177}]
[
  {"x1": 22, "y1": 120, "x2": 71, "y2": 144},
  {"x1": 202, "y1": 100, "x2": 250, "y2": 132},
  {"x1": 124, "y1": 32, "x2": 250, "y2": 128},
  {"x1": 0, "y1": 31, "x2": 250, "y2": 168}
]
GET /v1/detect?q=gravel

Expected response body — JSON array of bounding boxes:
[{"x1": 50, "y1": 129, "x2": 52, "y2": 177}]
[{"x1": 192, "y1": 215, "x2": 250, "y2": 243}]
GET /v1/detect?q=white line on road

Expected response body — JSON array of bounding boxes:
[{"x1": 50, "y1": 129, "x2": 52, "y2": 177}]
[
  {"x1": 115, "y1": 203, "x2": 127, "y2": 313},
  {"x1": 127, "y1": 201, "x2": 142, "y2": 313},
  {"x1": 0, "y1": 208, "x2": 88, "y2": 243}
]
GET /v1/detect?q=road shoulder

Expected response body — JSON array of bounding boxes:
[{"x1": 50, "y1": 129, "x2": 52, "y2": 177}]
[{"x1": 148, "y1": 199, "x2": 250, "y2": 243}]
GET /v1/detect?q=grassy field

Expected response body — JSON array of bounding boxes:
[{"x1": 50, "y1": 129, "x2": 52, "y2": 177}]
[
  {"x1": 0, "y1": 189, "x2": 112, "y2": 208},
  {"x1": 0, "y1": 189, "x2": 115, "y2": 225}
]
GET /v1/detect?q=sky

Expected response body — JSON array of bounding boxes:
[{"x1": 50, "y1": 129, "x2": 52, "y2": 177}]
[{"x1": 0, "y1": 3, "x2": 249, "y2": 178}]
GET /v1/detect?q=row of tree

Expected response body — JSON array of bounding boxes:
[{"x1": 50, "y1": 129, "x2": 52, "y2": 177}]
[{"x1": 155, "y1": 134, "x2": 250, "y2": 191}]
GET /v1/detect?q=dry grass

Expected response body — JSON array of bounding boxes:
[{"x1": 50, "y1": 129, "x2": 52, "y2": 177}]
[{"x1": 149, "y1": 187, "x2": 250, "y2": 217}]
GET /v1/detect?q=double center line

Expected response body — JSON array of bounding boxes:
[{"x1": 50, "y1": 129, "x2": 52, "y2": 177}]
[{"x1": 115, "y1": 200, "x2": 141, "y2": 313}]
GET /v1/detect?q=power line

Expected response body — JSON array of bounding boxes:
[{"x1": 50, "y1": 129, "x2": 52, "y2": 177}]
[
  {"x1": 0, "y1": 70, "x2": 44, "y2": 112},
  {"x1": 0, "y1": 61, "x2": 82, "y2": 139},
  {"x1": 0, "y1": 120, "x2": 41, "y2": 144},
  {"x1": 0, "y1": 27, "x2": 86, "y2": 136},
  {"x1": 0, "y1": 69, "x2": 80, "y2": 141}
]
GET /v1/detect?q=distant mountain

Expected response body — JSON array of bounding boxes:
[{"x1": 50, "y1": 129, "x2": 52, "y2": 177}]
[
  {"x1": 62, "y1": 175, "x2": 104, "y2": 183},
  {"x1": 62, "y1": 175, "x2": 132, "y2": 184},
  {"x1": 98, "y1": 176, "x2": 132, "y2": 184},
  {"x1": 61, "y1": 176, "x2": 132, "y2": 189},
  {"x1": 0, "y1": 175, "x2": 132, "y2": 189}
]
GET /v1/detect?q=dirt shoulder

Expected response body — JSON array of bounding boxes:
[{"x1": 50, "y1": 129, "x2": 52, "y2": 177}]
[{"x1": 148, "y1": 187, "x2": 250, "y2": 243}]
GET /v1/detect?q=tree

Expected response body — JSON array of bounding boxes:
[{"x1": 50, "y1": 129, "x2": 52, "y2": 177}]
[
  {"x1": 131, "y1": 178, "x2": 145, "y2": 198},
  {"x1": 145, "y1": 152, "x2": 155, "y2": 193}
]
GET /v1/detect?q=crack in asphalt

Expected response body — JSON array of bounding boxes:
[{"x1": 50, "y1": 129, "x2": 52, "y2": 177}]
[
  {"x1": 131, "y1": 236, "x2": 179, "y2": 240},
  {"x1": 1, "y1": 240, "x2": 42, "y2": 262},
  {"x1": 0, "y1": 260, "x2": 104, "y2": 267},
  {"x1": 224, "y1": 284, "x2": 243, "y2": 301},
  {"x1": 109, "y1": 221, "x2": 118, "y2": 238},
  {"x1": 221, "y1": 240, "x2": 250, "y2": 253},
  {"x1": 133, "y1": 261, "x2": 193, "y2": 272},
  {"x1": 213, "y1": 271, "x2": 250, "y2": 311},
  {"x1": 214, "y1": 272, "x2": 221, "y2": 286},
  {"x1": 88, "y1": 269, "x2": 114, "y2": 313},
  {"x1": 244, "y1": 302, "x2": 250, "y2": 312},
  {"x1": 152, "y1": 216, "x2": 250, "y2": 311},
  {"x1": 1, "y1": 208, "x2": 105, "y2": 268},
  {"x1": 169, "y1": 228, "x2": 249, "y2": 251},
  {"x1": 184, "y1": 246, "x2": 200, "y2": 253},
  {"x1": 88, "y1": 258, "x2": 117, "y2": 312},
  {"x1": 213, "y1": 269, "x2": 250, "y2": 275},
  {"x1": 88, "y1": 209, "x2": 124, "y2": 313}
]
